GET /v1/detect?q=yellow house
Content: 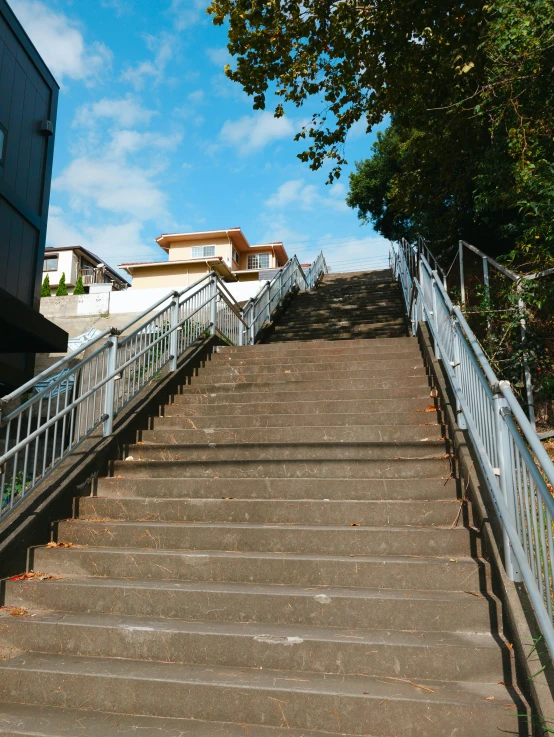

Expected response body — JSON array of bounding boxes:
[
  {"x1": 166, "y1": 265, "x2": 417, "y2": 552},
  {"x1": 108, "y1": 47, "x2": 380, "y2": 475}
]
[{"x1": 119, "y1": 228, "x2": 288, "y2": 289}]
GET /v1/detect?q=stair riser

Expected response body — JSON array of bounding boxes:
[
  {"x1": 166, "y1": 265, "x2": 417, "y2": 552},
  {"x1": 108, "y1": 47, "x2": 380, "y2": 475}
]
[
  {"x1": 96, "y1": 477, "x2": 455, "y2": 501},
  {"x1": 203, "y1": 360, "x2": 425, "y2": 377},
  {"x1": 171, "y1": 387, "x2": 430, "y2": 403},
  {"x1": 111, "y1": 458, "x2": 451, "y2": 479},
  {"x1": 271, "y1": 327, "x2": 408, "y2": 341},
  {"x1": 190, "y1": 375, "x2": 426, "y2": 391},
  {"x1": 163, "y1": 398, "x2": 433, "y2": 416},
  {"x1": 275, "y1": 316, "x2": 407, "y2": 330},
  {"x1": 152, "y1": 412, "x2": 438, "y2": 429},
  {"x1": 78, "y1": 498, "x2": 459, "y2": 527},
  {"x1": 211, "y1": 349, "x2": 420, "y2": 365},
  {"x1": 141, "y1": 426, "x2": 442, "y2": 444},
  {"x1": 216, "y1": 338, "x2": 416, "y2": 354},
  {"x1": 56, "y1": 521, "x2": 477, "y2": 557},
  {"x1": 0, "y1": 618, "x2": 503, "y2": 682},
  {"x1": 124, "y1": 443, "x2": 447, "y2": 462},
  {"x1": 29, "y1": 550, "x2": 483, "y2": 594},
  {"x1": 0, "y1": 668, "x2": 517, "y2": 736}
]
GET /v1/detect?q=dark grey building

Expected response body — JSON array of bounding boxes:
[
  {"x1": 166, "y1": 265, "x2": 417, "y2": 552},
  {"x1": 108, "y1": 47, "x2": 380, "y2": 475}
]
[{"x1": 0, "y1": 0, "x2": 67, "y2": 394}]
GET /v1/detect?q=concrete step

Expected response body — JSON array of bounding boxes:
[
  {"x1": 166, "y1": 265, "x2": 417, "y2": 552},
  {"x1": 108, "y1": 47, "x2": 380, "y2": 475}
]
[
  {"x1": 0, "y1": 703, "x2": 350, "y2": 737},
  {"x1": 210, "y1": 349, "x2": 421, "y2": 366},
  {"x1": 193, "y1": 366, "x2": 426, "y2": 384},
  {"x1": 163, "y1": 397, "x2": 433, "y2": 416},
  {"x1": 152, "y1": 411, "x2": 439, "y2": 429},
  {"x1": 78, "y1": 497, "x2": 459, "y2": 527},
  {"x1": 140, "y1": 424, "x2": 442, "y2": 445},
  {"x1": 111, "y1": 457, "x2": 451, "y2": 480},
  {"x1": 0, "y1": 652, "x2": 522, "y2": 736},
  {"x1": 6, "y1": 568, "x2": 488, "y2": 620},
  {"x1": 215, "y1": 337, "x2": 417, "y2": 354},
  {"x1": 56, "y1": 520, "x2": 476, "y2": 557},
  {"x1": 123, "y1": 441, "x2": 448, "y2": 462},
  {"x1": 29, "y1": 548, "x2": 483, "y2": 592},
  {"x1": 95, "y1": 476, "x2": 454, "y2": 501},
  {"x1": 171, "y1": 385, "x2": 430, "y2": 403},
  {"x1": 0, "y1": 610, "x2": 505, "y2": 682},
  {"x1": 274, "y1": 314, "x2": 407, "y2": 329},
  {"x1": 269, "y1": 324, "x2": 408, "y2": 340}
]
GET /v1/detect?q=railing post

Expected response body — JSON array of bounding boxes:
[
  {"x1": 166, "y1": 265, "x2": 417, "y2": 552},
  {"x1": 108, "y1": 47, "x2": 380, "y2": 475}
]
[
  {"x1": 451, "y1": 320, "x2": 467, "y2": 430},
  {"x1": 103, "y1": 334, "x2": 119, "y2": 437},
  {"x1": 482, "y1": 257, "x2": 491, "y2": 335},
  {"x1": 169, "y1": 296, "x2": 179, "y2": 371},
  {"x1": 431, "y1": 278, "x2": 440, "y2": 360},
  {"x1": 210, "y1": 277, "x2": 217, "y2": 337},
  {"x1": 494, "y1": 382, "x2": 523, "y2": 582},
  {"x1": 516, "y1": 282, "x2": 535, "y2": 427},
  {"x1": 459, "y1": 240, "x2": 466, "y2": 306}
]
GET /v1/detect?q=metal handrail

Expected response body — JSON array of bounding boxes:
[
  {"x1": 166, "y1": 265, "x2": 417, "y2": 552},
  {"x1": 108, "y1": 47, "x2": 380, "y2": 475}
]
[
  {"x1": 0, "y1": 254, "x2": 327, "y2": 522},
  {"x1": 391, "y1": 241, "x2": 554, "y2": 662}
]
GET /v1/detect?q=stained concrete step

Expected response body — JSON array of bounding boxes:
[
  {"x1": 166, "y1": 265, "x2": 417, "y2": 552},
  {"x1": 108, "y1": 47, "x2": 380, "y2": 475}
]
[
  {"x1": 163, "y1": 397, "x2": 433, "y2": 417},
  {"x1": 216, "y1": 337, "x2": 417, "y2": 354},
  {"x1": 0, "y1": 653, "x2": 522, "y2": 736},
  {"x1": 0, "y1": 703, "x2": 356, "y2": 737},
  {"x1": 123, "y1": 441, "x2": 447, "y2": 462},
  {"x1": 29, "y1": 546, "x2": 483, "y2": 592},
  {"x1": 153, "y1": 411, "x2": 440, "y2": 429},
  {"x1": 275, "y1": 314, "x2": 407, "y2": 329},
  {"x1": 78, "y1": 497, "x2": 459, "y2": 526},
  {"x1": 270, "y1": 324, "x2": 408, "y2": 339},
  {"x1": 0, "y1": 610, "x2": 505, "y2": 682},
  {"x1": 111, "y1": 457, "x2": 451, "y2": 480},
  {"x1": 171, "y1": 386, "x2": 430, "y2": 403},
  {"x1": 140, "y1": 424, "x2": 442, "y2": 445},
  {"x1": 56, "y1": 520, "x2": 476, "y2": 557},
  {"x1": 194, "y1": 363, "x2": 426, "y2": 381},
  {"x1": 95, "y1": 476, "x2": 454, "y2": 501},
  {"x1": 211, "y1": 344, "x2": 420, "y2": 361}
]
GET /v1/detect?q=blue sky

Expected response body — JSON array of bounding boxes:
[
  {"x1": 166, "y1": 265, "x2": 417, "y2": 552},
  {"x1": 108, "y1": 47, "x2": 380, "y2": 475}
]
[{"x1": 12, "y1": 0, "x2": 390, "y2": 276}]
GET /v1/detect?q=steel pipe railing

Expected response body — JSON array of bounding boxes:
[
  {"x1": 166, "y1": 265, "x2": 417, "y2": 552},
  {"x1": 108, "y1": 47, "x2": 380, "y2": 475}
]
[{"x1": 391, "y1": 241, "x2": 554, "y2": 662}]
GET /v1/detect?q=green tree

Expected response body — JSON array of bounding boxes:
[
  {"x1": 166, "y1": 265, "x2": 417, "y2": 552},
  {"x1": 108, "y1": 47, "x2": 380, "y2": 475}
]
[
  {"x1": 73, "y1": 274, "x2": 85, "y2": 295},
  {"x1": 40, "y1": 274, "x2": 51, "y2": 297},
  {"x1": 56, "y1": 272, "x2": 68, "y2": 296}
]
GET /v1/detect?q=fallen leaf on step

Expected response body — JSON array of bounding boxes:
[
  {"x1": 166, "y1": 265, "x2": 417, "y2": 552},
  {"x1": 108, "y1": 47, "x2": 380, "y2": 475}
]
[
  {"x1": 7, "y1": 607, "x2": 27, "y2": 617},
  {"x1": 485, "y1": 696, "x2": 495, "y2": 701},
  {"x1": 350, "y1": 523, "x2": 360, "y2": 527},
  {"x1": 429, "y1": 389, "x2": 439, "y2": 398},
  {"x1": 10, "y1": 571, "x2": 56, "y2": 581},
  {"x1": 386, "y1": 677, "x2": 435, "y2": 694},
  {"x1": 449, "y1": 558, "x2": 458, "y2": 563},
  {"x1": 46, "y1": 542, "x2": 74, "y2": 549},
  {"x1": 284, "y1": 370, "x2": 291, "y2": 374},
  {"x1": 223, "y1": 497, "x2": 234, "y2": 500},
  {"x1": 417, "y1": 406, "x2": 437, "y2": 413},
  {"x1": 124, "y1": 456, "x2": 134, "y2": 461}
]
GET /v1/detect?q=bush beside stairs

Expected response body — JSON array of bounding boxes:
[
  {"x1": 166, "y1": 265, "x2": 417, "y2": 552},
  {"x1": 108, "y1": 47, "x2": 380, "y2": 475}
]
[{"x1": 0, "y1": 269, "x2": 529, "y2": 736}]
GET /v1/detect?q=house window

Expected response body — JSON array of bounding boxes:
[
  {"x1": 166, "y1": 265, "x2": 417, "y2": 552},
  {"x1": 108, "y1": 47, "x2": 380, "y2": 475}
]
[
  {"x1": 232, "y1": 249, "x2": 239, "y2": 264},
  {"x1": 247, "y1": 253, "x2": 270, "y2": 270},
  {"x1": 43, "y1": 255, "x2": 58, "y2": 272},
  {"x1": 191, "y1": 246, "x2": 216, "y2": 258},
  {"x1": 0, "y1": 124, "x2": 6, "y2": 166}
]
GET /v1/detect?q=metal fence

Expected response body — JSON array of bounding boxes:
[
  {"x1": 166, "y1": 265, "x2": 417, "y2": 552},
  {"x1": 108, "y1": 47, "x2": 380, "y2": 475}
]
[
  {"x1": 391, "y1": 239, "x2": 554, "y2": 662},
  {"x1": 0, "y1": 255, "x2": 327, "y2": 523}
]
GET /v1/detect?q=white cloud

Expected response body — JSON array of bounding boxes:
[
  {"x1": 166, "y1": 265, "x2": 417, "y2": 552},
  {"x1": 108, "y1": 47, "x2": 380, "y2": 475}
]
[
  {"x1": 188, "y1": 90, "x2": 205, "y2": 103},
  {"x1": 53, "y1": 157, "x2": 169, "y2": 222},
  {"x1": 206, "y1": 47, "x2": 229, "y2": 67},
  {"x1": 73, "y1": 96, "x2": 158, "y2": 129},
  {"x1": 219, "y1": 112, "x2": 298, "y2": 155},
  {"x1": 46, "y1": 209, "x2": 159, "y2": 272},
  {"x1": 170, "y1": 0, "x2": 207, "y2": 30},
  {"x1": 265, "y1": 178, "x2": 348, "y2": 213},
  {"x1": 101, "y1": 0, "x2": 131, "y2": 16},
  {"x1": 107, "y1": 129, "x2": 183, "y2": 159},
  {"x1": 121, "y1": 34, "x2": 174, "y2": 91},
  {"x1": 10, "y1": 0, "x2": 111, "y2": 84}
]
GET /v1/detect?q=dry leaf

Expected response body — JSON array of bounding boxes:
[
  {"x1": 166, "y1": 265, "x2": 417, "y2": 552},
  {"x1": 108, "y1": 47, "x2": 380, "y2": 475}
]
[
  {"x1": 386, "y1": 677, "x2": 435, "y2": 694},
  {"x1": 417, "y1": 406, "x2": 437, "y2": 413},
  {"x1": 125, "y1": 456, "x2": 134, "y2": 461},
  {"x1": 10, "y1": 571, "x2": 55, "y2": 582},
  {"x1": 485, "y1": 696, "x2": 495, "y2": 701},
  {"x1": 350, "y1": 523, "x2": 360, "y2": 527},
  {"x1": 429, "y1": 389, "x2": 439, "y2": 398},
  {"x1": 7, "y1": 607, "x2": 27, "y2": 617},
  {"x1": 46, "y1": 542, "x2": 74, "y2": 549}
]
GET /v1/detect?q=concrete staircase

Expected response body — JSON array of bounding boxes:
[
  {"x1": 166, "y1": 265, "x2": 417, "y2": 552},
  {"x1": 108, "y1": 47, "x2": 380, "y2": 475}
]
[
  {"x1": 0, "y1": 270, "x2": 526, "y2": 735},
  {"x1": 268, "y1": 269, "x2": 408, "y2": 342}
]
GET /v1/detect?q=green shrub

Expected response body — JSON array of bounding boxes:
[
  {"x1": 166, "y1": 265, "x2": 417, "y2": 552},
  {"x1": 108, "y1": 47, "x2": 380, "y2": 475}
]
[
  {"x1": 73, "y1": 274, "x2": 85, "y2": 295},
  {"x1": 41, "y1": 274, "x2": 51, "y2": 297},
  {"x1": 56, "y1": 272, "x2": 68, "y2": 296}
]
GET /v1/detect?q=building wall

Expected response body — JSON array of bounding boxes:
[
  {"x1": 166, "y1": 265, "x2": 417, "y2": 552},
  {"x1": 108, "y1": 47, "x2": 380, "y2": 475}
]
[
  {"x1": 130, "y1": 262, "x2": 211, "y2": 289},
  {"x1": 44, "y1": 249, "x2": 77, "y2": 288},
  {"x1": 238, "y1": 249, "x2": 276, "y2": 270},
  {"x1": 168, "y1": 237, "x2": 232, "y2": 264}
]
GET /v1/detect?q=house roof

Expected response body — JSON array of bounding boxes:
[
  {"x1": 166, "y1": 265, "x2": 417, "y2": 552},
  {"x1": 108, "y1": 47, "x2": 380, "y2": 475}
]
[
  {"x1": 118, "y1": 257, "x2": 236, "y2": 281},
  {"x1": 45, "y1": 246, "x2": 130, "y2": 286},
  {"x1": 155, "y1": 227, "x2": 288, "y2": 265}
]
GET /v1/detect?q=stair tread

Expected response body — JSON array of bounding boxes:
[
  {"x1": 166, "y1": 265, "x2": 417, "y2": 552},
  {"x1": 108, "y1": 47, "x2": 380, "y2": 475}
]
[
  {"x1": 0, "y1": 608, "x2": 500, "y2": 649},
  {"x1": 0, "y1": 651, "x2": 513, "y2": 704},
  {"x1": 0, "y1": 703, "x2": 349, "y2": 737}
]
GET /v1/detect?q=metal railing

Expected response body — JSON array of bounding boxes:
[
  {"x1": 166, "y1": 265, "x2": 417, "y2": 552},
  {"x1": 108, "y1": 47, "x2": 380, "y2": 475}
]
[
  {"x1": 0, "y1": 253, "x2": 328, "y2": 523},
  {"x1": 241, "y1": 252, "x2": 326, "y2": 343},
  {"x1": 391, "y1": 239, "x2": 554, "y2": 662}
]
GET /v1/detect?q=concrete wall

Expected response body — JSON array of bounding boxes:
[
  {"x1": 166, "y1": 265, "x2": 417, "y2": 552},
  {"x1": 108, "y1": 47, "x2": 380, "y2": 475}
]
[{"x1": 39, "y1": 280, "x2": 267, "y2": 321}]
